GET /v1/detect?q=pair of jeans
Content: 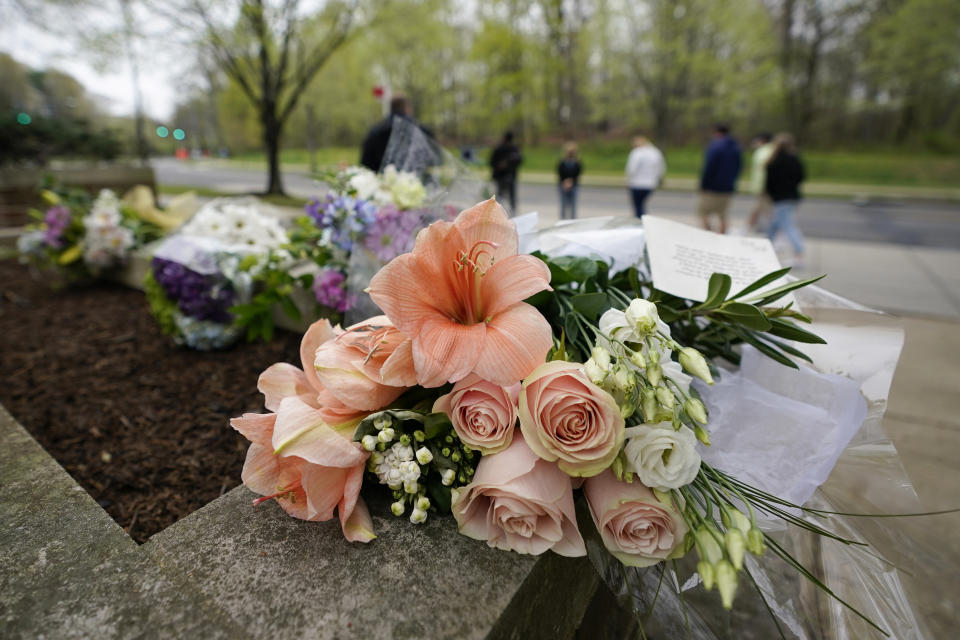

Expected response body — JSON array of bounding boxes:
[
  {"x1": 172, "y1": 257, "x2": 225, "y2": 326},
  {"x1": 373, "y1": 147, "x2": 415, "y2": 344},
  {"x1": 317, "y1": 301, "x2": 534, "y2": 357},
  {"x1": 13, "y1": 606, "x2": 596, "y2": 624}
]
[
  {"x1": 495, "y1": 177, "x2": 516, "y2": 214},
  {"x1": 559, "y1": 185, "x2": 578, "y2": 220},
  {"x1": 630, "y1": 188, "x2": 652, "y2": 217},
  {"x1": 768, "y1": 200, "x2": 805, "y2": 255}
]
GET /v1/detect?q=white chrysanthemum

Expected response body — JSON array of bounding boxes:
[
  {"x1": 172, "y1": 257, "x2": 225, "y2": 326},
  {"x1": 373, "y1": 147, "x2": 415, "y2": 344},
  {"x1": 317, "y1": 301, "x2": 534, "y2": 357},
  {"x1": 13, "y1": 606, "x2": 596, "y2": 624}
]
[{"x1": 347, "y1": 168, "x2": 381, "y2": 200}]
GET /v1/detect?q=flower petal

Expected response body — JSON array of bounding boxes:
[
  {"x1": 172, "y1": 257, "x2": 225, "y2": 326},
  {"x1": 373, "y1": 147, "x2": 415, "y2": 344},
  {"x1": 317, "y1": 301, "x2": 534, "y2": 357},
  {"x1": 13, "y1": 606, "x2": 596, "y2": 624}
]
[
  {"x1": 258, "y1": 362, "x2": 316, "y2": 412},
  {"x1": 380, "y1": 337, "x2": 418, "y2": 386},
  {"x1": 272, "y1": 397, "x2": 365, "y2": 467},
  {"x1": 300, "y1": 319, "x2": 337, "y2": 394},
  {"x1": 301, "y1": 464, "x2": 347, "y2": 521},
  {"x1": 338, "y1": 461, "x2": 376, "y2": 542},
  {"x1": 454, "y1": 198, "x2": 518, "y2": 262},
  {"x1": 412, "y1": 317, "x2": 486, "y2": 387},
  {"x1": 480, "y1": 254, "x2": 552, "y2": 318},
  {"x1": 230, "y1": 412, "x2": 276, "y2": 448},
  {"x1": 473, "y1": 304, "x2": 552, "y2": 386}
]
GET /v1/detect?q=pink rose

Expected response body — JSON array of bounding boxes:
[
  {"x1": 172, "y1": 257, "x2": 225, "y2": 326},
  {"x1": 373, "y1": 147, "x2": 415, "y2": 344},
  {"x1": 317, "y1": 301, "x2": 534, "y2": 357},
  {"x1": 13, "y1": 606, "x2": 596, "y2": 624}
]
[
  {"x1": 433, "y1": 374, "x2": 519, "y2": 454},
  {"x1": 451, "y1": 435, "x2": 586, "y2": 557},
  {"x1": 518, "y1": 361, "x2": 625, "y2": 477},
  {"x1": 584, "y1": 470, "x2": 688, "y2": 567}
]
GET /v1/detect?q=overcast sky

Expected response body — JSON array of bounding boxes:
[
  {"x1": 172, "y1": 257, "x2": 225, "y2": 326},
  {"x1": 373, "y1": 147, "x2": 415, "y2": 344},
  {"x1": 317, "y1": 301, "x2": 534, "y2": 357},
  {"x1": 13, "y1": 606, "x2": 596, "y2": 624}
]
[{"x1": 1, "y1": 13, "x2": 179, "y2": 120}]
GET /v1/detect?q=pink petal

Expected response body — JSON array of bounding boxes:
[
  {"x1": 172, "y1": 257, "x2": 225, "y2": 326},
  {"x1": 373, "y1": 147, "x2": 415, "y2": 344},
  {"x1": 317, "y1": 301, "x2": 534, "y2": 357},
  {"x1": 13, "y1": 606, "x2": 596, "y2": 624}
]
[
  {"x1": 380, "y1": 337, "x2": 418, "y2": 386},
  {"x1": 230, "y1": 412, "x2": 276, "y2": 448},
  {"x1": 314, "y1": 342, "x2": 405, "y2": 411},
  {"x1": 473, "y1": 304, "x2": 552, "y2": 386},
  {"x1": 480, "y1": 255, "x2": 552, "y2": 318},
  {"x1": 258, "y1": 363, "x2": 316, "y2": 412},
  {"x1": 300, "y1": 319, "x2": 337, "y2": 394},
  {"x1": 454, "y1": 198, "x2": 518, "y2": 262},
  {"x1": 271, "y1": 397, "x2": 366, "y2": 467},
  {"x1": 412, "y1": 317, "x2": 486, "y2": 387},
  {"x1": 240, "y1": 444, "x2": 310, "y2": 520},
  {"x1": 301, "y1": 464, "x2": 347, "y2": 521},
  {"x1": 471, "y1": 433, "x2": 540, "y2": 486},
  {"x1": 338, "y1": 462, "x2": 376, "y2": 542}
]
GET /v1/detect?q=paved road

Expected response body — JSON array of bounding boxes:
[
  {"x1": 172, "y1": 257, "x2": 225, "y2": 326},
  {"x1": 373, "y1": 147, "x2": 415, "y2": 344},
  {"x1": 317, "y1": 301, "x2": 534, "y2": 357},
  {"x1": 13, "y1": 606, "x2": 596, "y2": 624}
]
[{"x1": 153, "y1": 158, "x2": 960, "y2": 249}]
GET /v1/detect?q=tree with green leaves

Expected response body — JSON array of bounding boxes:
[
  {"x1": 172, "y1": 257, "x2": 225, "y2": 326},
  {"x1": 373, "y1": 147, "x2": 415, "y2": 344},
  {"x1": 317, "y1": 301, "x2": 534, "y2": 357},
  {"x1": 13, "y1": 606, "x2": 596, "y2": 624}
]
[{"x1": 168, "y1": 0, "x2": 375, "y2": 195}]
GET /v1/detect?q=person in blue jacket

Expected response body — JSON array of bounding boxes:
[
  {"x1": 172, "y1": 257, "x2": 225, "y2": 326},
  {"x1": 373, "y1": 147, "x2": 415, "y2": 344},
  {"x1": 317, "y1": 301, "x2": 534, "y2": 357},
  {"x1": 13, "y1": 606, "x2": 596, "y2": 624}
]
[{"x1": 697, "y1": 123, "x2": 742, "y2": 233}]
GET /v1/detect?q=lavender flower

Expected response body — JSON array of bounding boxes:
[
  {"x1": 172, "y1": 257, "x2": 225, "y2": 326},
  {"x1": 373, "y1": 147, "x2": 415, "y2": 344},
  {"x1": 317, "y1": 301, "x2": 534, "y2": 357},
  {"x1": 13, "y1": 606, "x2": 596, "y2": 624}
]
[
  {"x1": 362, "y1": 205, "x2": 423, "y2": 262},
  {"x1": 151, "y1": 257, "x2": 236, "y2": 323},
  {"x1": 306, "y1": 194, "x2": 378, "y2": 252},
  {"x1": 312, "y1": 267, "x2": 355, "y2": 312},
  {"x1": 43, "y1": 206, "x2": 71, "y2": 248}
]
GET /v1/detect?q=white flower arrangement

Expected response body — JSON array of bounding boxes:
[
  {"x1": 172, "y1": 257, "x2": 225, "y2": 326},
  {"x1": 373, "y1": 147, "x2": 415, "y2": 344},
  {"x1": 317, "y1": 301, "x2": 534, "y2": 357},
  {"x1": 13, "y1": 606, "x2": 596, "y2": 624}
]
[
  {"x1": 340, "y1": 165, "x2": 427, "y2": 210},
  {"x1": 179, "y1": 198, "x2": 289, "y2": 252},
  {"x1": 81, "y1": 189, "x2": 135, "y2": 269}
]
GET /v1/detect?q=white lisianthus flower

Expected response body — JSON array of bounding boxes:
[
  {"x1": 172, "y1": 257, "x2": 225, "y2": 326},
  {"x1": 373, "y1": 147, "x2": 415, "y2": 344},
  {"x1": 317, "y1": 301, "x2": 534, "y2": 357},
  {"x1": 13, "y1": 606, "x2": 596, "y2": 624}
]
[
  {"x1": 390, "y1": 173, "x2": 427, "y2": 209},
  {"x1": 624, "y1": 299, "x2": 659, "y2": 335},
  {"x1": 623, "y1": 422, "x2": 701, "y2": 491}
]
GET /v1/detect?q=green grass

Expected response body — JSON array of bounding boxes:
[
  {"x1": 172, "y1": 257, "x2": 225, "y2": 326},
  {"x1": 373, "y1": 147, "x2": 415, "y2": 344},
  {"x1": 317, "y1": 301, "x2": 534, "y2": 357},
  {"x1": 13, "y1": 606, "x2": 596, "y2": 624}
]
[{"x1": 225, "y1": 143, "x2": 958, "y2": 189}]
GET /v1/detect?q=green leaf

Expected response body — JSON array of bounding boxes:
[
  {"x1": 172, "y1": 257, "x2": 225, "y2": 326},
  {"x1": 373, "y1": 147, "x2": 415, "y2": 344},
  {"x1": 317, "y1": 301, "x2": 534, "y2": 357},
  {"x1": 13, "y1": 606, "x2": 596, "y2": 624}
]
[
  {"x1": 735, "y1": 331, "x2": 798, "y2": 368},
  {"x1": 744, "y1": 275, "x2": 826, "y2": 306},
  {"x1": 656, "y1": 303, "x2": 681, "y2": 323},
  {"x1": 423, "y1": 412, "x2": 453, "y2": 440},
  {"x1": 551, "y1": 255, "x2": 599, "y2": 282},
  {"x1": 716, "y1": 302, "x2": 772, "y2": 331},
  {"x1": 729, "y1": 267, "x2": 792, "y2": 299},
  {"x1": 571, "y1": 292, "x2": 609, "y2": 322},
  {"x1": 697, "y1": 273, "x2": 732, "y2": 309},
  {"x1": 280, "y1": 295, "x2": 301, "y2": 322},
  {"x1": 563, "y1": 311, "x2": 579, "y2": 345},
  {"x1": 768, "y1": 319, "x2": 826, "y2": 344},
  {"x1": 426, "y1": 478, "x2": 453, "y2": 513},
  {"x1": 525, "y1": 290, "x2": 554, "y2": 308}
]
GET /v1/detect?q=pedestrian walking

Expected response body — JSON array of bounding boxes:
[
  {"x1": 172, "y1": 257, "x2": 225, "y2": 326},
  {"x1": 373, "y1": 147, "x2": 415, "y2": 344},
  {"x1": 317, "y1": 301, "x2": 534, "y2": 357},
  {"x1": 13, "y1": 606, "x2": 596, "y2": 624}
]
[
  {"x1": 489, "y1": 131, "x2": 522, "y2": 214},
  {"x1": 625, "y1": 135, "x2": 666, "y2": 218},
  {"x1": 697, "y1": 123, "x2": 742, "y2": 233},
  {"x1": 765, "y1": 133, "x2": 806, "y2": 267},
  {"x1": 747, "y1": 133, "x2": 775, "y2": 231},
  {"x1": 557, "y1": 142, "x2": 582, "y2": 220}
]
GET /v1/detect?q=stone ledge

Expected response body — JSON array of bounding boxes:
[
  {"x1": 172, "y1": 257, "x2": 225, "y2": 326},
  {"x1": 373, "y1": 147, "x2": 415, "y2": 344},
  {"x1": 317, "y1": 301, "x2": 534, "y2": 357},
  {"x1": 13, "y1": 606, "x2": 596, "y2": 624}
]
[{"x1": 0, "y1": 401, "x2": 606, "y2": 638}]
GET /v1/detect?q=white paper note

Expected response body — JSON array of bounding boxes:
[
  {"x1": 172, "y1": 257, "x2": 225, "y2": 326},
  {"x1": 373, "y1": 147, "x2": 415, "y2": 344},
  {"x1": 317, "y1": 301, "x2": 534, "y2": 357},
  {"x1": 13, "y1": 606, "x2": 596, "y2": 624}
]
[{"x1": 643, "y1": 215, "x2": 792, "y2": 303}]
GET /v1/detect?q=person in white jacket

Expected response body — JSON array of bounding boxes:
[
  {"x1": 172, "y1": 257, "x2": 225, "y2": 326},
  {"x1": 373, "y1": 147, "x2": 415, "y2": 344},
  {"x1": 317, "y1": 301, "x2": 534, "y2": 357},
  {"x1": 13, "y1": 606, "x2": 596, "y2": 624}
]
[{"x1": 625, "y1": 135, "x2": 666, "y2": 217}]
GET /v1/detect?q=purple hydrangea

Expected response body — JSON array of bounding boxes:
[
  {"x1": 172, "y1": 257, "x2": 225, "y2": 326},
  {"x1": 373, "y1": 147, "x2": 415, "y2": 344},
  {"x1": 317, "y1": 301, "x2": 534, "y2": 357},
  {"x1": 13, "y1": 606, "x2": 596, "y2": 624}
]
[
  {"x1": 305, "y1": 194, "x2": 377, "y2": 252},
  {"x1": 151, "y1": 257, "x2": 235, "y2": 323},
  {"x1": 362, "y1": 205, "x2": 423, "y2": 262},
  {"x1": 312, "y1": 267, "x2": 355, "y2": 312},
  {"x1": 43, "y1": 206, "x2": 71, "y2": 248}
]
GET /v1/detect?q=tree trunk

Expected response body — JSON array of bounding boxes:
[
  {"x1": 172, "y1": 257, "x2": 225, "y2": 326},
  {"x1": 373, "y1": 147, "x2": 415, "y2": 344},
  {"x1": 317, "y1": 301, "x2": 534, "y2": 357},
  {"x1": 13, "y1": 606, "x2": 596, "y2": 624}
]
[{"x1": 263, "y1": 115, "x2": 285, "y2": 196}]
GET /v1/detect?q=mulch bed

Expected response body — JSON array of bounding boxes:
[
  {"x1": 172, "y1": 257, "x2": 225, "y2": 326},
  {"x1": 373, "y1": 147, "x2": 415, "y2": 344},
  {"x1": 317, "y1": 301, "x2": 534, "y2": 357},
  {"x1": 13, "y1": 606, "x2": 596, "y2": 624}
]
[{"x1": 0, "y1": 260, "x2": 302, "y2": 543}]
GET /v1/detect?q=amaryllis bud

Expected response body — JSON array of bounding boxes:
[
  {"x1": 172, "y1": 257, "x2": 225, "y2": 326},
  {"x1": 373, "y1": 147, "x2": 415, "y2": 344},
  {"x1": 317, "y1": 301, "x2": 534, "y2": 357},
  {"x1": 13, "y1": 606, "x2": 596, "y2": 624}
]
[{"x1": 679, "y1": 347, "x2": 714, "y2": 385}]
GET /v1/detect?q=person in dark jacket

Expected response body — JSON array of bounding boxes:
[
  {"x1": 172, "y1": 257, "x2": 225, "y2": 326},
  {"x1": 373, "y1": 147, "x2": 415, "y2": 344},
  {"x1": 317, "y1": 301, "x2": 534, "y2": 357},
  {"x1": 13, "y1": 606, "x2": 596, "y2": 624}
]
[
  {"x1": 765, "y1": 132, "x2": 806, "y2": 266},
  {"x1": 697, "y1": 123, "x2": 742, "y2": 233},
  {"x1": 360, "y1": 96, "x2": 431, "y2": 172},
  {"x1": 557, "y1": 142, "x2": 582, "y2": 220},
  {"x1": 489, "y1": 131, "x2": 522, "y2": 214}
]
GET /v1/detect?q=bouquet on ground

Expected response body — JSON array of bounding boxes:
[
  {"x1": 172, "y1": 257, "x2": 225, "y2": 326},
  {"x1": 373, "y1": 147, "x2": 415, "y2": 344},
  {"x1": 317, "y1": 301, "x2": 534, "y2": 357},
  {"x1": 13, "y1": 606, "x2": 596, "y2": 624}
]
[
  {"x1": 144, "y1": 198, "x2": 289, "y2": 350},
  {"x1": 18, "y1": 187, "x2": 166, "y2": 284},
  {"x1": 231, "y1": 199, "x2": 906, "y2": 634}
]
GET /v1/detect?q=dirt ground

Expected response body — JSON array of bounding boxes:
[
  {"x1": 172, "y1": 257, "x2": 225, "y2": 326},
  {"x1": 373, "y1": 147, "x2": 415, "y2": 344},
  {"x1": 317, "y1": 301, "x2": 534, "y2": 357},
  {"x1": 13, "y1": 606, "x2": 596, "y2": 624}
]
[{"x1": 0, "y1": 260, "x2": 301, "y2": 543}]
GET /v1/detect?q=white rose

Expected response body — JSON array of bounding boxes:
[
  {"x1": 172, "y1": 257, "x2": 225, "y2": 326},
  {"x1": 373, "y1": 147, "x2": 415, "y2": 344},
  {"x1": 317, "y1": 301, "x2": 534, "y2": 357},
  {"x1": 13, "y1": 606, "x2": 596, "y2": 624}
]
[{"x1": 623, "y1": 422, "x2": 700, "y2": 491}]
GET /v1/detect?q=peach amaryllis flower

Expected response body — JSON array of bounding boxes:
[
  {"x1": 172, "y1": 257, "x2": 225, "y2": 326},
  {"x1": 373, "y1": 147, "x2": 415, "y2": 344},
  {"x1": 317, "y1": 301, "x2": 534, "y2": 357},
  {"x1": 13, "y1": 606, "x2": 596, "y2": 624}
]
[
  {"x1": 230, "y1": 318, "x2": 395, "y2": 542},
  {"x1": 367, "y1": 198, "x2": 553, "y2": 388}
]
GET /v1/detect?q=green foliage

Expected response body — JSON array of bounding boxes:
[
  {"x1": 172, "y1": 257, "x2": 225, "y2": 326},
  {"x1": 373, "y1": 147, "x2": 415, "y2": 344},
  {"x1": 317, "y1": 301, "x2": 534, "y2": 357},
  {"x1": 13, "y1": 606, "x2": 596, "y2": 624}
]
[
  {"x1": 143, "y1": 269, "x2": 180, "y2": 338},
  {"x1": 0, "y1": 112, "x2": 122, "y2": 165},
  {"x1": 528, "y1": 252, "x2": 825, "y2": 369}
]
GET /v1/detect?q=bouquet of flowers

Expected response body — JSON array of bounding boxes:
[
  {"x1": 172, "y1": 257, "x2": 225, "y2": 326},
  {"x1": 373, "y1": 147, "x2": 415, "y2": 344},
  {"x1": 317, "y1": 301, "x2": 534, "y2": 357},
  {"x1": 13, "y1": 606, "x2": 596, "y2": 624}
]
[
  {"x1": 144, "y1": 198, "x2": 289, "y2": 350},
  {"x1": 18, "y1": 187, "x2": 165, "y2": 284},
  {"x1": 227, "y1": 199, "x2": 928, "y2": 635}
]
